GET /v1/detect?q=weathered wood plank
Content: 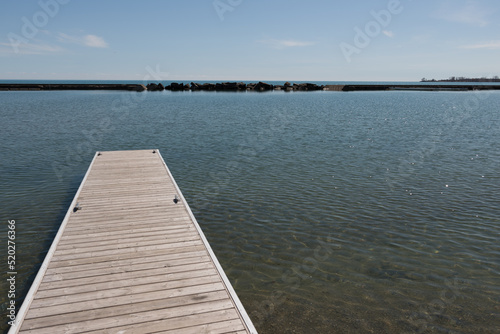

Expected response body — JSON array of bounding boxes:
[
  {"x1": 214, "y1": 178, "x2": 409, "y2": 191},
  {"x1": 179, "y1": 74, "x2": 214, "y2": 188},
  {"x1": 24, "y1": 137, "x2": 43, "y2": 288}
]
[
  {"x1": 45, "y1": 249, "x2": 209, "y2": 275},
  {"x1": 49, "y1": 245, "x2": 205, "y2": 268},
  {"x1": 47, "y1": 239, "x2": 204, "y2": 262},
  {"x1": 57, "y1": 226, "x2": 194, "y2": 246},
  {"x1": 59, "y1": 223, "x2": 191, "y2": 240},
  {"x1": 43, "y1": 253, "x2": 210, "y2": 282},
  {"x1": 62, "y1": 219, "x2": 191, "y2": 233},
  {"x1": 52, "y1": 233, "x2": 201, "y2": 255},
  {"x1": 22, "y1": 298, "x2": 237, "y2": 333},
  {"x1": 38, "y1": 262, "x2": 216, "y2": 291},
  {"x1": 56, "y1": 229, "x2": 197, "y2": 250},
  {"x1": 162, "y1": 319, "x2": 247, "y2": 334},
  {"x1": 26, "y1": 282, "x2": 226, "y2": 318},
  {"x1": 30, "y1": 275, "x2": 223, "y2": 309},
  {"x1": 85, "y1": 309, "x2": 241, "y2": 334},
  {"x1": 35, "y1": 267, "x2": 217, "y2": 298}
]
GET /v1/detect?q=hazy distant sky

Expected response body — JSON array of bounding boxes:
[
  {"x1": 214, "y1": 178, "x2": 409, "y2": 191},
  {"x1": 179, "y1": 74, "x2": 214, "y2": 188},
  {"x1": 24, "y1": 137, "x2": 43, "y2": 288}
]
[{"x1": 1, "y1": 0, "x2": 499, "y2": 81}]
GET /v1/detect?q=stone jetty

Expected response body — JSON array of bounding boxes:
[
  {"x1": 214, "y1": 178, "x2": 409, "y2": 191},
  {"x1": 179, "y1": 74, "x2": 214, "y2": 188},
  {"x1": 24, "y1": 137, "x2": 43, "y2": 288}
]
[
  {"x1": 0, "y1": 83, "x2": 146, "y2": 91},
  {"x1": 1, "y1": 82, "x2": 499, "y2": 92},
  {"x1": 157, "y1": 81, "x2": 325, "y2": 92},
  {"x1": 141, "y1": 82, "x2": 500, "y2": 92}
]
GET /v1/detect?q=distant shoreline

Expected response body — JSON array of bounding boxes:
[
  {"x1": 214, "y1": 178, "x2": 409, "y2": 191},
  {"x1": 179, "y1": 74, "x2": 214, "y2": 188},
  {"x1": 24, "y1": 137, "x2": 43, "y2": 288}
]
[
  {"x1": 1, "y1": 82, "x2": 500, "y2": 92},
  {"x1": 421, "y1": 77, "x2": 500, "y2": 83}
]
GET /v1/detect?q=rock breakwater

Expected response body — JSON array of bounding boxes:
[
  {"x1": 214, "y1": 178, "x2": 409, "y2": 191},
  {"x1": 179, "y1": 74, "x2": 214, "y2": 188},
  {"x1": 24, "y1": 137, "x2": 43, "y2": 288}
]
[
  {"x1": 146, "y1": 81, "x2": 325, "y2": 92},
  {"x1": 2, "y1": 82, "x2": 499, "y2": 92},
  {"x1": 0, "y1": 83, "x2": 146, "y2": 91}
]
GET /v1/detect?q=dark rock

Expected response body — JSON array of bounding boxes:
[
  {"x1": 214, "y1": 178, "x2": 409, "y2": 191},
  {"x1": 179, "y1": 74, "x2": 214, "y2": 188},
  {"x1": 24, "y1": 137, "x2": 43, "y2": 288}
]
[
  {"x1": 254, "y1": 81, "x2": 273, "y2": 91},
  {"x1": 305, "y1": 83, "x2": 321, "y2": 91},
  {"x1": 147, "y1": 82, "x2": 168, "y2": 91},
  {"x1": 146, "y1": 83, "x2": 158, "y2": 91},
  {"x1": 170, "y1": 82, "x2": 182, "y2": 91},
  {"x1": 291, "y1": 83, "x2": 322, "y2": 91},
  {"x1": 201, "y1": 83, "x2": 216, "y2": 91},
  {"x1": 284, "y1": 82, "x2": 291, "y2": 87},
  {"x1": 293, "y1": 83, "x2": 305, "y2": 91},
  {"x1": 134, "y1": 84, "x2": 147, "y2": 92},
  {"x1": 223, "y1": 82, "x2": 238, "y2": 91}
]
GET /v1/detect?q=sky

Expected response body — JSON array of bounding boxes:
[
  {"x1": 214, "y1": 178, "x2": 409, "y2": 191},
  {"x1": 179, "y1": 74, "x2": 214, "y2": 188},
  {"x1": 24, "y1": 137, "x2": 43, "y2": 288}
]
[{"x1": 0, "y1": 0, "x2": 499, "y2": 81}]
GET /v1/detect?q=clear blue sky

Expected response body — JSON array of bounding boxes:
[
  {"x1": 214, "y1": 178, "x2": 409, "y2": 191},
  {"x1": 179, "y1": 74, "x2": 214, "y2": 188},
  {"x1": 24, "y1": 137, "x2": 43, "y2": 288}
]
[{"x1": 1, "y1": 0, "x2": 499, "y2": 81}]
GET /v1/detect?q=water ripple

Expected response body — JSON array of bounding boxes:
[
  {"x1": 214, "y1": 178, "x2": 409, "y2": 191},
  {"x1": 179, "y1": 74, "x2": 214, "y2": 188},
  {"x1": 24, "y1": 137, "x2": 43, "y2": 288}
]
[{"x1": 1, "y1": 90, "x2": 500, "y2": 333}]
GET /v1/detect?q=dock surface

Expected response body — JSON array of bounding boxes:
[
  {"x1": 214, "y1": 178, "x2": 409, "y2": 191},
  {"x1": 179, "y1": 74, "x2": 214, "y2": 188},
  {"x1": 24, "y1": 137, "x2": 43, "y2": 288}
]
[{"x1": 10, "y1": 149, "x2": 256, "y2": 334}]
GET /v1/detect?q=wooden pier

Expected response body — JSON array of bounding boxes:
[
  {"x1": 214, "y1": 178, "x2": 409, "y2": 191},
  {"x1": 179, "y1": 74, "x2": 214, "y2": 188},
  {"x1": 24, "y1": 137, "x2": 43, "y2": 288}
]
[{"x1": 10, "y1": 149, "x2": 257, "y2": 334}]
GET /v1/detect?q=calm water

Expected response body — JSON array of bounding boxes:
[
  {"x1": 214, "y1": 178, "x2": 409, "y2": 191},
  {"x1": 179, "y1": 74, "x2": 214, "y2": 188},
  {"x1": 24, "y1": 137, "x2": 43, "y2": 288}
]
[{"x1": 1, "y1": 88, "x2": 499, "y2": 333}]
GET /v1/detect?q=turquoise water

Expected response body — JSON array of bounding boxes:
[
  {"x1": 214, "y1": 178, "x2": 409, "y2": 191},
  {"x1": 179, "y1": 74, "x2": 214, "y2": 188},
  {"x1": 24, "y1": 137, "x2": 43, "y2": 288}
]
[{"x1": 1, "y1": 89, "x2": 499, "y2": 333}]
